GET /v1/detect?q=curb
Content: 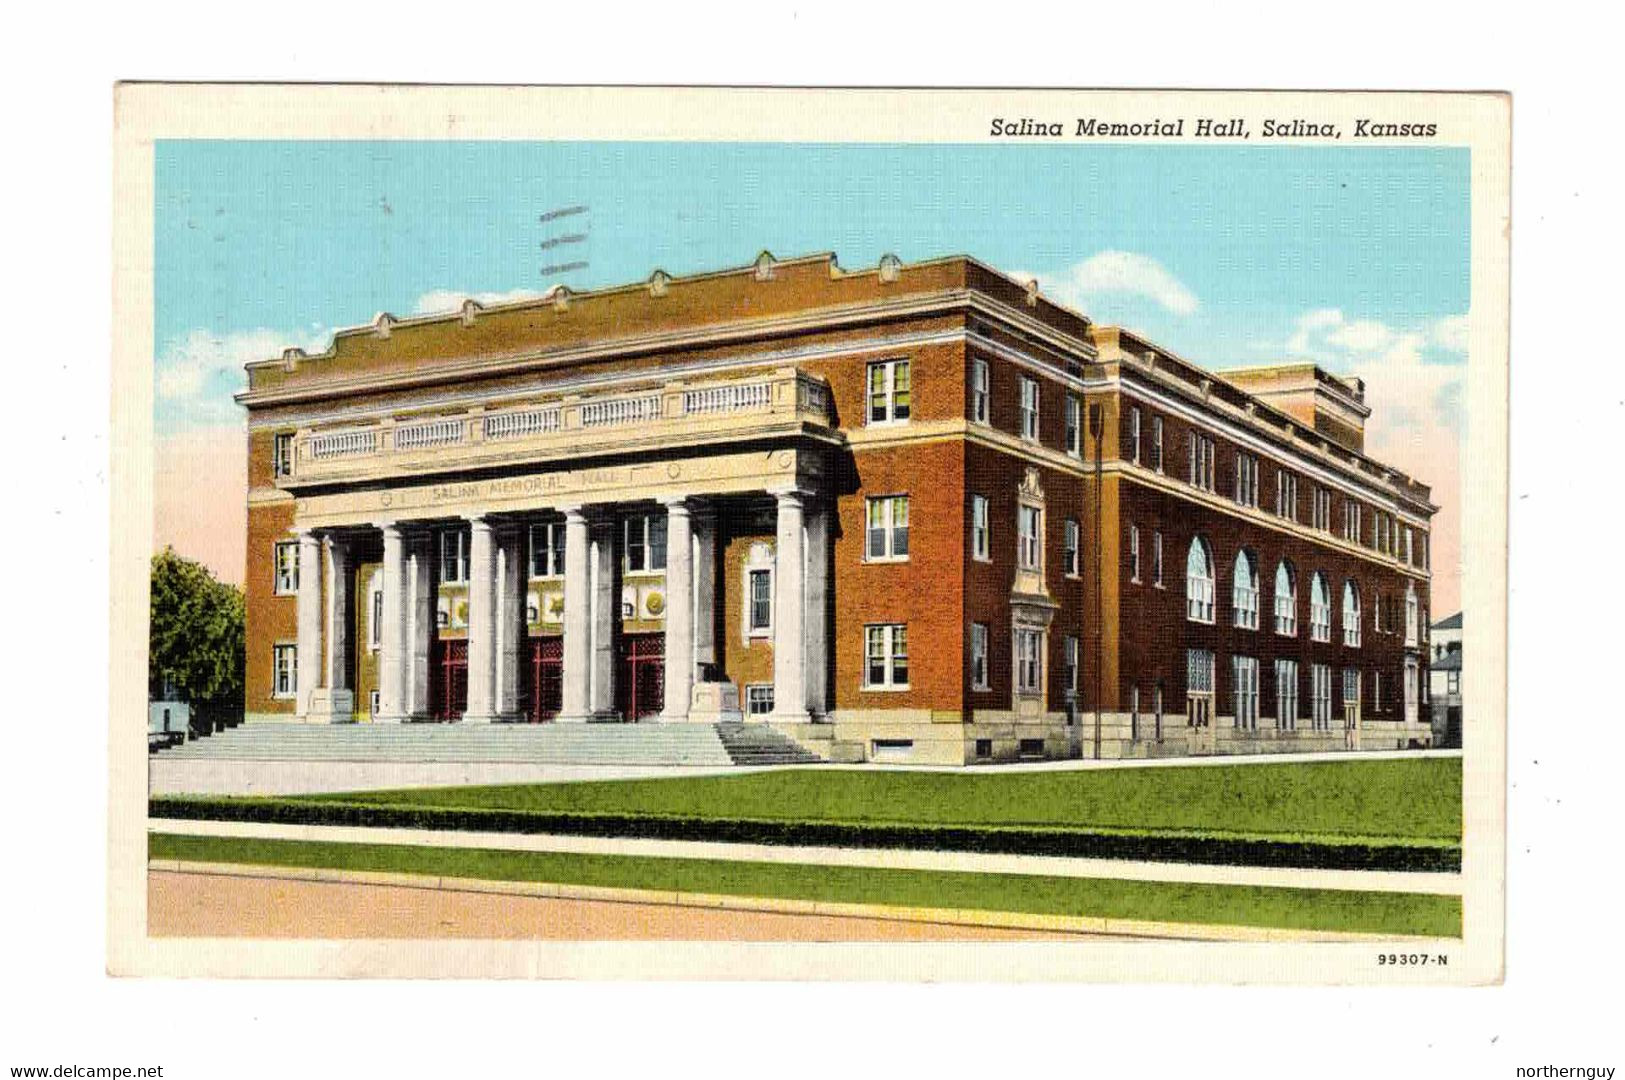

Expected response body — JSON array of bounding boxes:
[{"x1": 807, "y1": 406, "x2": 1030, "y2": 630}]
[{"x1": 148, "y1": 858, "x2": 1439, "y2": 943}]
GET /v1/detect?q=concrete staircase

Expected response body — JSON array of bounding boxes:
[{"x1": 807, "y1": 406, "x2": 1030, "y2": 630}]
[{"x1": 157, "y1": 722, "x2": 821, "y2": 768}]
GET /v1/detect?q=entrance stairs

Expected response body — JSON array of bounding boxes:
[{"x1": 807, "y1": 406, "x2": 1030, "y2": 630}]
[{"x1": 158, "y1": 722, "x2": 822, "y2": 768}]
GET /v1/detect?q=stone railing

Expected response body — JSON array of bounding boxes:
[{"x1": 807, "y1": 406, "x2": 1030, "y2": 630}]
[{"x1": 287, "y1": 367, "x2": 833, "y2": 486}]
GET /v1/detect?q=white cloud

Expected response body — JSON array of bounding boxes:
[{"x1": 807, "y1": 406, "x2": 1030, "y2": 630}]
[
  {"x1": 1432, "y1": 313, "x2": 1470, "y2": 353},
  {"x1": 413, "y1": 287, "x2": 552, "y2": 315},
  {"x1": 1287, "y1": 308, "x2": 1345, "y2": 353},
  {"x1": 1026, "y1": 251, "x2": 1200, "y2": 316},
  {"x1": 156, "y1": 328, "x2": 329, "y2": 422}
]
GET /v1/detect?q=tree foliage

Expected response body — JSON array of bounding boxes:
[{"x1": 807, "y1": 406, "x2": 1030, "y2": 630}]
[{"x1": 149, "y1": 548, "x2": 245, "y2": 715}]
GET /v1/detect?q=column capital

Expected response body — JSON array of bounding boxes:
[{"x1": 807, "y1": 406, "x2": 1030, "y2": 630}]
[
  {"x1": 769, "y1": 486, "x2": 814, "y2": 506},
  {"x1": 660, "y1": 494, "x2": 694, "y2": 516}
]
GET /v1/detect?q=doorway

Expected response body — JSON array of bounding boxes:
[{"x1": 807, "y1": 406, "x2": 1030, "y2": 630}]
[
  {"x1": 523, "y1": 635, "x2": 563, "y2": 723},
  {"x1": 616, "y1": 632, "x2": 665, "y2": 722}
]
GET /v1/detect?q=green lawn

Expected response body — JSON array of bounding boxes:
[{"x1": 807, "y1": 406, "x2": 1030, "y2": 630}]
[
  {"x1": 149, "y1": 832, "x2": 1461, "y2": 938},
  {"x1": 304, "y1": 757, "x2": 1460, "y2": 844}
]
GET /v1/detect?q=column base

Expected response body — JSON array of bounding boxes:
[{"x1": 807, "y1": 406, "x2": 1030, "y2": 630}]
[
  {"x1": 301, "y1": 689, "x2": 356, "y2": 724},
  {"x1": 766, "y1": 709, "x2": 811, "y2": 725},
  {"x1": 460, "y1": 712, "x2": 523, "y2": 725}
]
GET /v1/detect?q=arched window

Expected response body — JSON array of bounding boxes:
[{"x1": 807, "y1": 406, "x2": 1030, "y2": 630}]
[
  {"x1": 1343, "y1": 580, "x2": 1362, "y2": 647},
  {"x1": 1232, "y1": 549, "x2": 1259, "y2": 629},
  {"x1": 1274, "y1": 560, "x2": 1297, "y2": 636},
  {"x1": 1186, "y1": 537, "x2": 1214, "y2": 623},
  {"x1": 1405, "y1": 582, "x2": 1420, "y2": 646},
  {"x1": 1310, "y1": 571, "x2": 1331, "y2": 642}
]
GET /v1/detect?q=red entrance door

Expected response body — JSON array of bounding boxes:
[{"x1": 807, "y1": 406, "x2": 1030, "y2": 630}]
[
  {"x1": 616, "y1": 632, "x2": 665, "y2": 722},
  {"x1": 430, "y1": 639, "x2": 468, "y2": 721},
  {"x1": 523, "y1": 635, "x2": 563, "y2": 723}
]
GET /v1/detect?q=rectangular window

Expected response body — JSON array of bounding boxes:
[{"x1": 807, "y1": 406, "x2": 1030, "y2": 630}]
[
  {"x1": 370, "y1": 587, "x2": 383, "y2": 649},
  {"x1": 439, "y1": 528, "x2": 469, "y2": 584},
  {"x1": 1342, "y1": 668, "x2": 1361, "y2": 714},
  {"x1": 272, "y1": 644, "x2": 297, "y2": 699},
  {"x1": 1130, "y1": 685, "x2": 1141, "y2": 741},
  {"x1": 1276, "y1": 470, "x2": 1298, "y2": 521},
  {"x1": 1344, "y1": 501, "x2": 1363, "y2": 544},
  {"x1": 1448, "y1": 670, "x2": 1460, "y2": 695},
  {"x1": 1233, "y1": 656, "x2": 1259, "y2": 731},
  {"x1": 1312, "y1": 486, "x2": 1332, "y2": 532},
  {"x1": 1019, "y1": 377, "x2": 1040, "y2": 441},
  {"x1": 971, "y1": 495, "x2": 990, "y2": 561},
  {"x1": 975, "y1": 738, "x2": 993, "y2": 759},
  {"x1": 864, "y1": 624, "x2": 909, "y2": 689},
  {"x1": 1063, "y1": 518, "x2": 1080, "y2": 576},
  {"x1": 971, "y1": 358, "x2": 989, "y2": 423},
  {"x1": 1065, "y1": 395, "x2": 1082, "y2": 456},
  {"x1": 1234, "y1": 452, "x2": 1259, "y2": 508},
  {"x1": 1312, "y1": 664, "x2": 1333, "y2": 729},
  {"x1": 1064, "y1": 635, "x2": 1080, "y2": 695},
  {"x1": 1153, "y1": 531, "x2": 1164, "y2": 588},
  {"x1": 1018, "y1": 505, "x2": 1042, "y2": 571},
  {"x1": 1373, "y1": 671, "x2": 1383, "y2": 712},
  {"x1": 748, "y1": 568, "x2": 772, "y2": 633},
  {"x1": 624, "y1": 514, "x2": 668, "y2": 573},
  {"x1": 865, "y1": 495, "x2": 910, "y2": 561},
  {"x1": 1275, "y1": 659, "x2": 1299, "y2": 731},
  {"x1": 1129, "y1": 525, "x2": 1141, "y2": 583},
  {"x1": 273, "y1": 540, "x2": 300, "y2": 595},
  {"x1": 1188, "y1": 433, "x2": 1215, "y2": 491},
  {"x1": 970, "y1": 622, "x2": 989, "y2": 691},
  {"x1": 745, "y1": 684, "x2": 775, "y2": 716},
  {"x1": 867, "y1": 359, "x2": 912, "y2": 424},
  {"x1": 273, "y1": 432, "x2": 294, "y2": 479},
  {"x1": 1186, "y1": 648, "x2": 1215, "y2": 696},
  {"x1": 529, "y1": 522, "x2": 567, "y2": 578},
  {"x1": 1127, "y1": 406, "x2": 1141, "y2": 464},
  {"x1": 1015, "y1": 628, "x2": 1043, "y2": 695},
  {"x1": 1151, "y1": 416, "x2": 1164, "y2": 472}
]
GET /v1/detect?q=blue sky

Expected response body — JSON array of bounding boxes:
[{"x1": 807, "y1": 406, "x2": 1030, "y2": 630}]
[{"x1": 154, "y1": 140, "x2": 1469, "y2": 434}]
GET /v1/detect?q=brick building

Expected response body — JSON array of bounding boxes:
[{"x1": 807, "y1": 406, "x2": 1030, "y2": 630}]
[{"x1": 236, "y1": 252, "x2": 1436, "y2": 763}]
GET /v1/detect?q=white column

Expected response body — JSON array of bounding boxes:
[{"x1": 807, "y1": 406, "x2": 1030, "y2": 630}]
[
  {"x1": 803, "y1": 498, "x2": 830, "y2": 719},
  {"x1": 771, "y1": 489, "x2": 809, "y2": 722},
  {"x1": 376, "y1": 524, "x2": 407, "y2": 722},
  {"x1": 494, "y1": 524, "x2": 524, "y2": 718},
  {"x1": 463, "y1": 516, "x2": 498, "y2": 722},
  {"x1": 404, "y1": 528, "x2": 434, "y2": 720},
  {"x1": 559, "y1": 507, "x2": 592, "y2": 722},
  {"x1": 662, "y1": 497, "x2": 694, "y2": 721},
  {"x1": 323, "y1": 535, "x2": 352, "y2": 692},
  {"x1": 295, "y1": 530, "x2": 322, "y2": 719},
  {"x1": 588, "y1": 511, "x2": 618, "y2": 717},
  {"x1": 692, "y1": 503, "x2": 718, "y2": 677}
]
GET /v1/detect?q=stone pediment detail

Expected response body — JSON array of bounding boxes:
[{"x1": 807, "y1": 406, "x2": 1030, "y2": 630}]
[{"x1": 1018, "y1": 467, "x2": 1044, "y2": 502}]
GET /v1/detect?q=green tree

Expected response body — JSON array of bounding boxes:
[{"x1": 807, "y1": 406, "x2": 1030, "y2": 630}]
[{"x1": 149, "y1": 548, "x2": 245, "y2": 732}]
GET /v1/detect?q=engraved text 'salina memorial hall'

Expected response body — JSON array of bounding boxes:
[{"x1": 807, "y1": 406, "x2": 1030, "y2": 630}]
[{"x1": 238, "y1": 253, "x2": 1437, "y2": 763}]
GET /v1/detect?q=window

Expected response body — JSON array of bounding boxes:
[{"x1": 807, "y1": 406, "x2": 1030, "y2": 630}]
[
  {"x1": 1448, "y1": 670, "x2": 1461, "y2": 695},
  {"x1": 529, "y1": 521, "x2": 567, "y2": 578},
  {"x1": 1186, "y1": 537, "x2": 1215, "y2": 623},
  {"x1": 370, "y1": 584, "x2": 383, "y2": 650},
  {"x1": 1342, "y1": 668, "x2": 1361, "y2": 714},
  {"x1": 625, "y1": 513, "x2": 668, "y2": 573},
  {"x1": 1127, "y1": 406, "x2": 1141, "y2": 464},
  {"x1": 273, "y1": 432, "x2": 294, "y2": 478},
  {"x1": 1403, "y1": 527, "x2": 1414, "y2": 566},
  {"x1": 1275, "y1": 659, "x2": 1299, "y2": 731},
  {"x1": 745, "y1": 684, "x2": 774, "y2": 716},
  {"x1": 440, "y1": 527, "x2": 469, "y2": 584},
  {"x1": 748, "y1": 568, "x2": 773, "y2": 634},
  {"x1": 1311, "y1": 664, "x2": 1333, "y2": 729},
  {"x1": 1153, "y1": 531, "x2": 1164, "y2": 588},
  {"x1": 971, "y1": 495, "x2": 990, "y2": 560},
  {"x1": 1310, "y1": 572, "x2": 1332, "y2": 642},
  {"x1": 272, "y1": 644, "x2": 297, "y2": 699},
  {"x1": 1186, "y1": 648, "x2": 1215, "y2": 697},
  {"x1": 1065, "y1": 395, "x2": 1082, "y2": 456},
  {"x1": 1129, "y1": 525, "x2": 1141, "y2": 583},
  {"x1": 1421, "y1": 533, "x2": 1430, "y2": 570},
  {"x1": 1019, "y1": 377, "x2": 1040, "y2": 441},
  {"x1": 1188, "y1": 433, "x2": 1215, "y2": 491},
  {"x1": 1233, "y1": 656, "x2": 1259, "y2": 730},
  {"x1": 1232, "y1": 549, "x2": 1259, "y2": 630},
  {"x1": 1015, "y1": 628, "x2": 1043, "y2": 695},
  {"x1": 975, "y1": 738, "x2": 993, "y2": 759},
  {"x1": 1151, "y1": 416, "x2": 1164, "y2": 472},
  {"x1": 865, "y1": 624, "x2": 909, "y2": 688},
  {"x1": 273, "y1": 540, "x2": 300, "y2": 595},
  {"x1": 1373, "y1": 671, "x2": 1383, "y2": 712},
  {"x1": 1274, "y1": 561, "x2": 1297, "y2": 636},
  {"x1": 1405, "y1": 584, "x2": 1420, "y2": 646},
  {"x1": 970, "y1": 623, "x2": 989, "y2": 690},
  {"x1": 865, "y1": 495, "x2": 910, "y2": 561},
  {"x1": 1154, "y1": 682, "x2": 1165, "y2": 740},
  {"x1": 1234, "y1": 452, "x2": 1259, "y2": 507},
  {"x1": 1130, "y1": 686, "x2": 1141, "y2": 741},
  {"x1": 1063, "y1": 635, "x2": 1080, "y2": 696},
  {"x1": 1063, "y1": 519, "x2": 1080, "y2": 576},
  {"x1": 1344, "y1": 501, "x2": 1363, "y2": 544},
  {"x1": 867, "y1": 358, "x2": 912, "y2": 424},
  {"x1": 971, "y1": 358, "x2": 989, "y2": 423},
  {"x1": 1342, "y1": 580, "x2": 1362, "y2": 647},
  {"x1": 1276, "y1": 470, "x2": 1298, "y2": 521},
  {"x1": 1018, "y1": 505, "x2": 1042, "y2": 571},
  {"x1": 1312, "y1": 486, "x2": 1332, "y2": 532}
]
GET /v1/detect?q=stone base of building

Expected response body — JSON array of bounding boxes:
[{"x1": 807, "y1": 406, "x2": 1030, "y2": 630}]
[{"x1": 300, "y1": 689, "x2": 356, "y2": 725}]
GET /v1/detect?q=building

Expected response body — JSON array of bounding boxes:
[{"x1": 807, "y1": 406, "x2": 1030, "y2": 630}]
[
  {"x1": 1429, "y1": 611, "x2": 1463, "y2": 748},
  {"x1": 236, "y1": 251, "x2": 1437, "y2": 763}
]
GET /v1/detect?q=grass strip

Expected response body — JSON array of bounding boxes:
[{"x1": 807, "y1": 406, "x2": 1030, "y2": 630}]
[{"x1": 149, "y1": 832, "x2": 1461, "y2": 938}]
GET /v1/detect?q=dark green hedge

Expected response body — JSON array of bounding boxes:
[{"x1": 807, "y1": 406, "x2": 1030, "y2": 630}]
[{"x1": 149, "y1": 797, "x2": 1461, "y2": 873}]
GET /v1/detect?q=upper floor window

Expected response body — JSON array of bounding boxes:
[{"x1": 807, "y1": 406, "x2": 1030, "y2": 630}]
[
  {"x1": 743, "y1": 542, "x2": 774, "y2": 637},
  {"x1": 1015, "y1": 628, "x2": 1043, "y2": 695},
  {"x1": 864, "y1": 623, "x2": 909, "y2": 689},
  {"x1": 440, "y1": 527, "x2": 469, "y2": 584},
  {"x1": 273, "y1": 432, "x2": 294, "y2": 479},
  {"x1": 1126, "y1": 406, "x2": 1142, "y2": 465},
  {"x1": 1065, "y1": 395, "x2": 1083, "y2": 456},
  {"x1": 1276, "y1": 470, "x2": 1298, "y2": 521},
  {"x1": 1153, "y1": 530, "x2": 1164, "y2": 588},
  {"x1": 1343, "y1": 501, "x2": 1363, "y2": 545},
  {"x1": 970, "y1": 622, "x2": 990, "y2": 690},
  {"x1": 1151, "y1": 416, "x2": 1164, "y2": 473},
  {"x1": 1018, "y1": 505, "x2": 1042, "y2": 571},
  {"x1": 625, "y1": 513, "x2": 668, "y2": 573},
  {"x1": 1310, "y1": 571, "x2": 1331, "y2": 642},
  {"x1": 971, "y1": 358, "x2": 989, "y2": 424},
  {"x1": 1342, "y1": 580, "x2": 1363, "y2": 647},
  {"x1": 1312, "y1": 486, "x2": 1331, "y2": 532},
  {"x1": 1063, "y1": 635, "x2": 1080, "y2": 695},
  {"x1": 971, "y1": 494, "x2": 990, "y2": 561},
  {"x1": 1274, "y1": 560, "x2": 1297, "y2": 636},
  {"x1": 865, "y1": 495, "x2": 910, "y2": 561},
  {"x1": 1186, "y1": 537, "x2": 1215, "y2": 623},
  {"x1": 529, "y1": 521, "x2": 567, "y2": 578},
  {"x1": 1232, "y1": 549, "x2": 1259, "y2": 630},
  {"x1": 1063, "y1": 518, "x2": 1081, "y2": 576},
  {"x1": 1405, "y1": 582, "x2": 1420, "y2": 646},
  {"x1": 1234, "y1": 452, "x2": 1259, "y2": 508},
  {"x1": 1188, "y1": 433, "x2": 1215, "y2": 492},
  {"x1": 273, "y1": 540, "x2": 300, "y2": 595},
  {"x1": 1129, "y1": 525, "x2": 1141, "y2": 583},
  {"x1": 1019, "y1": 377, "x2": 1040, "y2": 442},
  {"x1": 867, "y1": 359, "x2": 912, "y2": 425}
]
